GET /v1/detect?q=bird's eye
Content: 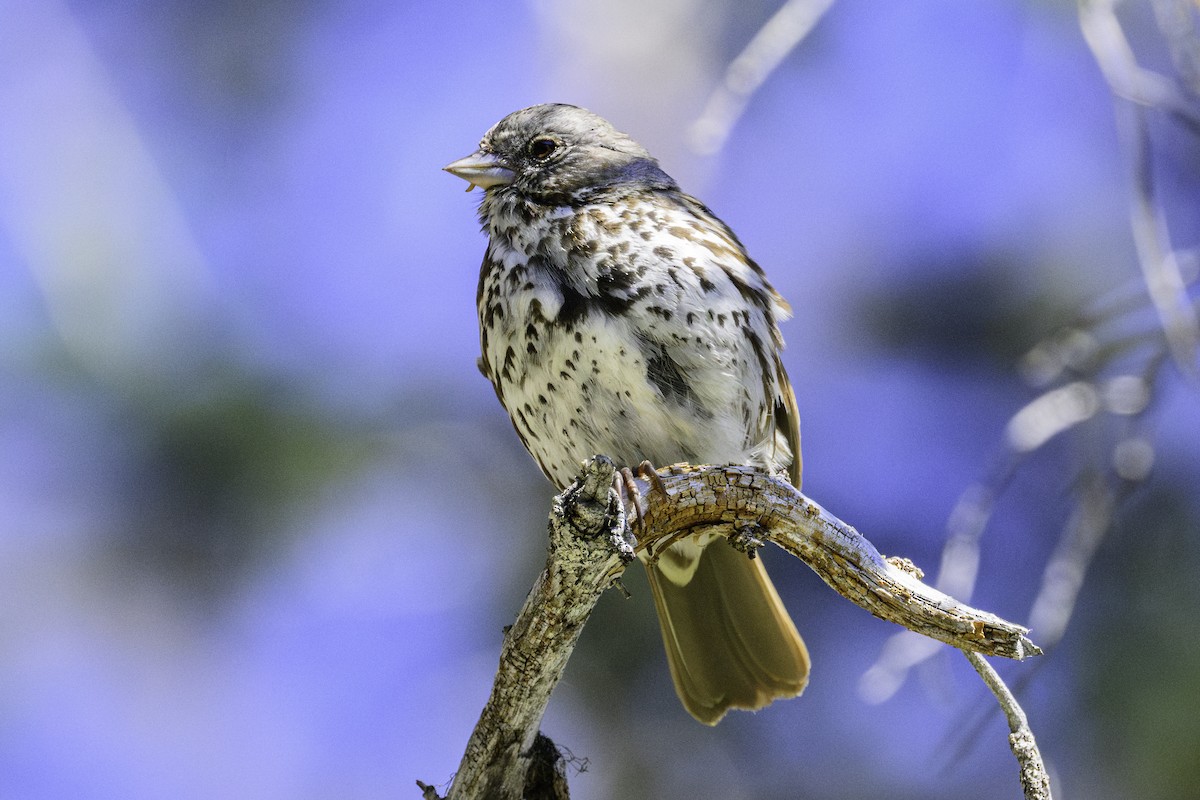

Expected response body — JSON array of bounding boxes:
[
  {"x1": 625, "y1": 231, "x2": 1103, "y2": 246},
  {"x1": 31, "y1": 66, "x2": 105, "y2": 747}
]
[{"x1": 528, "y1": 138, "x2": 558, "y2": 160}]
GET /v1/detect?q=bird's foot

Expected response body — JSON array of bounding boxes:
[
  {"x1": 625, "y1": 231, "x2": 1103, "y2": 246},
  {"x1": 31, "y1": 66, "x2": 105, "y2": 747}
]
[
  {"x1": 636, "y1": 459, "x2": 668, "y2": 498},
  {"x1": 615, "y1": 466, "x2": 645, "y2": 531}
]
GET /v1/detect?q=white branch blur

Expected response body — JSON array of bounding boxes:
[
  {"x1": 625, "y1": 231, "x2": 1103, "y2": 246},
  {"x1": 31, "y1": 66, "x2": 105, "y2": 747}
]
[{"x1": 864, "y1": 0, "x2": 1200, "y2": 703}]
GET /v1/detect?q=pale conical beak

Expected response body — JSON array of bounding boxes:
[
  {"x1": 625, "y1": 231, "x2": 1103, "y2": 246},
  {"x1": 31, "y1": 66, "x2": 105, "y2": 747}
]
[{"x1": 443, "y1": 150, "x2": 515, "y2": 191}]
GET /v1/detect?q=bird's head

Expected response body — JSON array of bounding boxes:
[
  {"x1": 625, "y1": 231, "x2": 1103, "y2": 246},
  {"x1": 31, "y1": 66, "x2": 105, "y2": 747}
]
[{"x1": 444, "y1": 104, "x2": 676, "y2": 204}]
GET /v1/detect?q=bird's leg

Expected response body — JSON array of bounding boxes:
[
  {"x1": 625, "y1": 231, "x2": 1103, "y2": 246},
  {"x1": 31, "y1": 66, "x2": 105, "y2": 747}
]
[{"x1": 617, "y1": 460, "x2": 672, "y2": 560}]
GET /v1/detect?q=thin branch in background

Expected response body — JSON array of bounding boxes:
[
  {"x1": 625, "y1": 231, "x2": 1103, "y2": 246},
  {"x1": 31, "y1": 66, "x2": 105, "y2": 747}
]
[
  {"x1": 964, "y1": 651, "x2": 1054, "y2": 800},
  {"x1": 1122, "y1": 102, "x2": 1200, "y2": 382},
  {"x1": 1151, "y1": 0, "x2": 1200, "y2": 95},
  {"x1": 861, "y1": 371, "x2": 1119, "y2": 699},
  {"x1": 862, "y1": 330, "x2": 1172, "y2": 700},
  {"x1": 1027, "y1": 471, "x2": 1115, "y2": 646},
  {"x1": 687, "y1": 0, "x2": 836, "y2": 155},
  {"x1": 1026, "y1": 354, "x2": 1164, "y2": 648},
  {"x1": 859, "y1": 459, "x2": 1016, "y2": 703},
  {"x1": 939, "y1": 401, "x2": 1161, "y2": 773},
  {"x1": 1081, "y1": 0, "x2": 1200, "y2": 379},
  {"x1": 864, "y1": 1, "x2": 1200, "y2": 703},
  {"x1": 1079, "y1": 0, "x2": 1200, "y2": 136}
]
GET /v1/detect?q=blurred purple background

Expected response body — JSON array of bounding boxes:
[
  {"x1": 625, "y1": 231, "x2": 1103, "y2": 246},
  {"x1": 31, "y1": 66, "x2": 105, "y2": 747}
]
[{"x1": 2, "y1": 1, "x2": 1198, "y2": 798}]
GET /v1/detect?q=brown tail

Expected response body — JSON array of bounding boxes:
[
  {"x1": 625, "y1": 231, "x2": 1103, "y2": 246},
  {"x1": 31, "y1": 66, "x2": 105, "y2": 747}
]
[{"x1": 646, "y1": 541, "x2": 809, "y2": 725}]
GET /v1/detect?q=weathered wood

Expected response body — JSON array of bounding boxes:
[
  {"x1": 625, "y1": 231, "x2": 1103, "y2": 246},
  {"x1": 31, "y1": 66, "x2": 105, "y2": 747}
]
[
  {"x1": 427, "y1": 458, "x2": 1042, "y2": 799},
  {"x1": 441, "y1": 457, "x2": 631, "y2": 800},
  {"x1": 641, "y1": 464, "x2": 1040, "y2": 660}
]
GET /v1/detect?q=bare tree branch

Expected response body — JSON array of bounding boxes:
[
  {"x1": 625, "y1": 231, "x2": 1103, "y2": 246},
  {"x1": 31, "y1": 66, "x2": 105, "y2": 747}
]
[
  {"x1": 423, "y1": 457, "x2": 1042, "y2": 799},
  {"x1": 437, "y1": 457, "x2": 632, "y2": 800},
  {"x1": 964, "y1": 651, "x2": 1054, "y2": 800},
  {"x1": 641, "y1": 464, "x2": 1039, "y2": 658}
]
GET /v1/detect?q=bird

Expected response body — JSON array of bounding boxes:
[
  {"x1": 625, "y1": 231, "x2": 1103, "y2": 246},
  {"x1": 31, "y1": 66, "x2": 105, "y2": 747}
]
[{"x1": 444, "y1": 103, "x2": 808, "y2": 725}]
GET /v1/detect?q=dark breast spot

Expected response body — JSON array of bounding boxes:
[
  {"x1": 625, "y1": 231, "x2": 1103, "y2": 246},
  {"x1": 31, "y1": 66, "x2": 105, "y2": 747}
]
[
  {"x1": 484, "y1": 303, "x2": 503, "y2": 327},
  {"x1": 557, "y1": 285, "x2": 589, "y2": 326},
  {"x1": 636, "y1": 336, "x2": 706, "y2": 415},
  {"x1": 647, "y1": 306, "x2": 673, "y2": 321},
  {"x1": 503, "y1": 267, "x2": 527, "y2": 288}
]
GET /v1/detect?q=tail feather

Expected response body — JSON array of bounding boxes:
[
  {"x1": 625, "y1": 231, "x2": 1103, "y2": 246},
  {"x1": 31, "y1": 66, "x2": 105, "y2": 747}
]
[{"x1": 646, "y1": 541, "x2": 809, "y2": 725}]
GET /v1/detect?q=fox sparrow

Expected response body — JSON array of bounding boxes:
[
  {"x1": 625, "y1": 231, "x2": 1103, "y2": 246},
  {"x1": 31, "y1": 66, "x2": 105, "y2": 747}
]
[{"x1": 445, "y1": 104, "x2": 808, "y2": 724}]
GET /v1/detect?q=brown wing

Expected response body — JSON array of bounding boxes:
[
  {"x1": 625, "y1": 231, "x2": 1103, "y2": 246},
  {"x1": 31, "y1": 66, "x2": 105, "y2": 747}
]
[
  {"x1": 774, "y1": 351, "x2": 802, "y2": 489},
  {"x1": 674, "y1": 194, "x2": 801, "y2": 487}
]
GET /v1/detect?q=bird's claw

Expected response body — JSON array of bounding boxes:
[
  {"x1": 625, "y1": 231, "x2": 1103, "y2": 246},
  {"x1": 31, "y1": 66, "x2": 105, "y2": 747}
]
[
  {"x1": 615, "y1": 467, "x2": 645, "y2": 532},
  {"x1": 636, "y1": 460, "x2": 668, "y2": 497}
]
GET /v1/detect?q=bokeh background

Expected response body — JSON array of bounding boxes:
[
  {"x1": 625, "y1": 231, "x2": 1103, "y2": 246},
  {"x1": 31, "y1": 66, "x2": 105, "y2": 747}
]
[{"x1": 2, "y1": 0, "x2": 1199, "y2": 798}]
